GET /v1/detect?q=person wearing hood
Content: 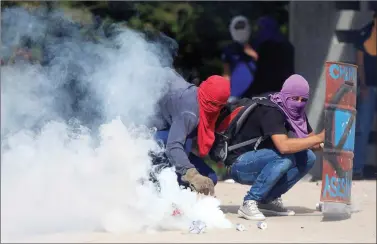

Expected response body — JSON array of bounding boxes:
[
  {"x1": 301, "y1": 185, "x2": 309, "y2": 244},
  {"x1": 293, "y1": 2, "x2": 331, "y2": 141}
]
[
  {"x1": 216, "y1": 75, "x2": 324, "y2": 220},
  {"x1": 244, "y1": 16, "x2": 295, "y2": 98},
  {"x1": 353, "y1": 12, "x2": 377, "y2": 180},
  {"x1": 152, "y1": 74, "x2": 230, "y2": 196},
  {"x1": 222, "y1": 15, "x2": 258, "y2": 102},
  {"x1": 253, "y1": 16, "x2": 285, "y2": 50}
]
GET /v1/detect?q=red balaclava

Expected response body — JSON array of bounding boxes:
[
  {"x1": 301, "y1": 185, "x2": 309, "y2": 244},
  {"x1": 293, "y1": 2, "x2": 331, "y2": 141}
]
[{"x1": 197, "y1": 75, "x2": 230, "y2": 156}]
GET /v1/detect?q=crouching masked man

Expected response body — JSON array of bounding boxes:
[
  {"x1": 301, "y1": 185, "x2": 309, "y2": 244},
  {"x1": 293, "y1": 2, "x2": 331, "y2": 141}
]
[
  {"x1": 151, "y1": 74, "x2": 230, "y2": 196},
  {"x1": 210, "y1": 74, "x2": 324, "y2": 220}
]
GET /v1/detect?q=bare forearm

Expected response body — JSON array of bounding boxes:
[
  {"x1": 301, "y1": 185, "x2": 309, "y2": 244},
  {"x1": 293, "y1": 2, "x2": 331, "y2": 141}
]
[
  {"x1": 223, "y1": 74, "x2": 230, "y2": 81},
  {"x1": 280, "y1": 135, "x2": 323, "y2": 154},
  {"x1": 307, "y1": 132, "x2": 321, "y2": 150},
  {"x1": 222, "y1": 63, "x2": 230, "y2": 80}
]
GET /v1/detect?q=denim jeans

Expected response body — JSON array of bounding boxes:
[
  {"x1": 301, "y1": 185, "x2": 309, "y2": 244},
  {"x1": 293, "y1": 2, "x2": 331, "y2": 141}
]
[
  {"x1": 230, "y1": 148, "x2": 316, "y2": 203},
  {"x1": 354, "y1": 87, "x2": 377, "y2": 175},
  {"x1": 228, "y1": 96, "x2": 240, "y2": 103},
  {"x1": 155, "y1": 130, "x2": 217, "y2": 185}
]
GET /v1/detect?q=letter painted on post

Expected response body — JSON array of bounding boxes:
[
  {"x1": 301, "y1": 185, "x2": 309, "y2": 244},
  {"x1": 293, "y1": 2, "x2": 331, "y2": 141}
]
[
  {"x1": 322, "y1": 173, "x2": 352, "y2": 201},
  {"x1": 329, "y1": 64, "x2": 357, "y2": 82}
]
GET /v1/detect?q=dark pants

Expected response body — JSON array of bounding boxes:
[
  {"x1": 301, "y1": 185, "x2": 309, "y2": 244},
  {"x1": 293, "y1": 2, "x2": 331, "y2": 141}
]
[
  {"x1": 354, "y1": 87, "x2": 377, "y2": 175},
  {"x1": 155, "y1": 130, "x2": 217, "y2": 185},
  {"x1": 230, "y1": 148, "x2": 316, "y2": 203}
]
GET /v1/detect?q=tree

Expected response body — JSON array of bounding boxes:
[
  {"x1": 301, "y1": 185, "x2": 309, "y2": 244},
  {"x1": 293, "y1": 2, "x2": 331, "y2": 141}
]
[{"x1": 1, "y1": 1, "x2": 290, "y2": 80}]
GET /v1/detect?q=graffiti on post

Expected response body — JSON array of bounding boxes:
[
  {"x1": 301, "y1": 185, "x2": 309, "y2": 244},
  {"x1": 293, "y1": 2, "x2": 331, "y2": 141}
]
[
  {"x1": 322, "y1": 172, "x2": 352, "y2": 201},
  {"x1": 320, "y1": 61, "x2": 357, "y2": 205},
  {"x1": 329, "y1": 63, "x2": 357, "y2": 81}
]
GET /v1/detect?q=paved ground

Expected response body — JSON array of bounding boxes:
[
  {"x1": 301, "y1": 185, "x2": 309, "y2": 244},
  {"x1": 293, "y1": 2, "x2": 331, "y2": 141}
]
[{"x1": 12, "y1": 180, "x2": 376, "y2": 243}]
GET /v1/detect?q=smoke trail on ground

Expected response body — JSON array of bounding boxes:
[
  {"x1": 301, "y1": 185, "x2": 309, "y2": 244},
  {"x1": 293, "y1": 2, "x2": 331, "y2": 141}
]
[{"x1": 1, "y1": 7, "x2": 231, "y2": 242}]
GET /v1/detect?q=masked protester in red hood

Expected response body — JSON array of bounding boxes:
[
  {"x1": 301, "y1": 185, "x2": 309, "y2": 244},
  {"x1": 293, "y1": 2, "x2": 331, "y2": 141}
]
[{"x1": 151, "y1": 74, "x2": 230, "y2": 195}]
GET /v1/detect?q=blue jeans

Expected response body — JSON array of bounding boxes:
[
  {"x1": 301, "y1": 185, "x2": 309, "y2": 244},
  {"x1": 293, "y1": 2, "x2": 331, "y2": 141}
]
[
  {"x1": 228, "y1": 96, "x2": 240, "y2": 103},
  {"x1": 155, "y1": 130, "x2": 217, "y2": 185},
  {"x1": 230, "y1": 148, "x2": 316, "y2": 203},
  {"x1": 354, "y1": 87, "x2": 377, "y2": 175}
]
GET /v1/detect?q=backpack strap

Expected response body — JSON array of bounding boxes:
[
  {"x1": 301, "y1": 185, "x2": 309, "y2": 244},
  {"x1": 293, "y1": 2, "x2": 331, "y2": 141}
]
[
  {"x1": 227, "y1": 136, "x2": 264, "y2": 152},
  {"x1": 234, "y1": 97, "x2": 269, "y2": 135},
  {"x1": 216, "y1": 106, "x2": 245, "y2": 133}
]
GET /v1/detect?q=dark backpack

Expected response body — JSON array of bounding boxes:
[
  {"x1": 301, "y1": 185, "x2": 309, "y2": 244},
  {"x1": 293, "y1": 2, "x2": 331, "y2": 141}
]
[{"x1": 209, "y1": 96, "x2": 278, "y2": 166}]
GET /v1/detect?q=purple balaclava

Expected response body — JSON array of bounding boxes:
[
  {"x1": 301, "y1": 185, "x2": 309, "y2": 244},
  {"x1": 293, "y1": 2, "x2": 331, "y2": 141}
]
[{"x1": 270, "y1": 74, "x2": 310, "y2": 138}]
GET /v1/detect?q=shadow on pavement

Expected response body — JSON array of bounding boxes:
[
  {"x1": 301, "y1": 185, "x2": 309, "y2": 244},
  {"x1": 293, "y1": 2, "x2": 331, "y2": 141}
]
[{"x1": 220, "y1": 205, "x2": 318, "y2": 215}]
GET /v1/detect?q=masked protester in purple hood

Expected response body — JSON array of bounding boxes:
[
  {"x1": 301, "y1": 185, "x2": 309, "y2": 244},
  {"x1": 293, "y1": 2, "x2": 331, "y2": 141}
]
[{"x1": 214, "y1": 75, "x2": 324, "y2": 221}]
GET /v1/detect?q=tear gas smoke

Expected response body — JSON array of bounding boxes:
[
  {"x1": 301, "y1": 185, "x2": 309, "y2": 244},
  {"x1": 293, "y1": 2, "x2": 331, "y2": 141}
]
[{"x1": 1, "y1": 7, "x2": 231, "y2": 242}]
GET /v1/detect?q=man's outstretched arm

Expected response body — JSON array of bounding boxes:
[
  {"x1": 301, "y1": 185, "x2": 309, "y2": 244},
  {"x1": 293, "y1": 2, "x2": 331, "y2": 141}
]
[{"x1": 271, "y1": 130, "x2": 325, "y2": 155}]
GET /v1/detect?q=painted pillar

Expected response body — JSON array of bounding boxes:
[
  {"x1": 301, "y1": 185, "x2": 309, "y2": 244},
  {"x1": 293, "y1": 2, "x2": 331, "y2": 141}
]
[{"x1": 320, "y1": 62, "x2": 357, "y2": 214}]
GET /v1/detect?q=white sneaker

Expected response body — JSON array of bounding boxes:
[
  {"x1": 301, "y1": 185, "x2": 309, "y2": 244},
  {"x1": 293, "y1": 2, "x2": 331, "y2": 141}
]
[
  {"x1": 238, "y1": 200, "x2": 266, "y2": 221},
  {"x1": 259, "y1": 198, "x2": 295, "y2": 216},
  {"x1": 224, "y1": 179, "x2": 235, "y2": 184}
]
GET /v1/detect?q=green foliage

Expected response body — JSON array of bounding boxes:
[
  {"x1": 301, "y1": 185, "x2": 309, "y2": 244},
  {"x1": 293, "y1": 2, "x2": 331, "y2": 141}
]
[
  {"x1": 1, "y1": 1, "x2": 42, "y2": 9},
  {"x1": 2, "y1": 1, "x2": 289, "y2": 80},
  {"x1": 128, "y1": 2, "x2": 202, "y2": 43}
]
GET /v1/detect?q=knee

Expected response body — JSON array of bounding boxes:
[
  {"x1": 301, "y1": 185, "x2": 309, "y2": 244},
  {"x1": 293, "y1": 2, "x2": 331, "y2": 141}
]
[
  {"x1": 208, "y1": 172, "x2": 218, "y2": 186},
  {"x1": 276, "y1": 156, "x2": 295, "y2": 172},
  {"x1": 306, "y1": 150, "x2": 316, "y2": 167}
]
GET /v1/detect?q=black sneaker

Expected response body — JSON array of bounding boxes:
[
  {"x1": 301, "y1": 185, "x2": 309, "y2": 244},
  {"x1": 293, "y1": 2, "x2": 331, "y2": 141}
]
[{"x1": 352, "y1": 172, "x2": 364, "y2": 181}]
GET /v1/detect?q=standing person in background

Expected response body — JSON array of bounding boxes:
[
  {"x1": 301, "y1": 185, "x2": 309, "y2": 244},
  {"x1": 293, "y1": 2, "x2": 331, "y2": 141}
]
[
  {"x1": 353, "y1": 12, "x2": 377, "y2": 180},
  {"x1": 252, "y1": 16, "x2": 285, "y2": 50},
  {"x1": 222, "y1": 16, "x2": 258, "y2": 102},
  {"x1": 244, "y1": 16, "x2": 294, "y2": 98}
]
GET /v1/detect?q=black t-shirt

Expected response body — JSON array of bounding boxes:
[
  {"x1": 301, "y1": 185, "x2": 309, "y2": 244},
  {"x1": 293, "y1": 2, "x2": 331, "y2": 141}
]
[{"x1": 228, "y1": 105, "x2": 313, "y2": 161}]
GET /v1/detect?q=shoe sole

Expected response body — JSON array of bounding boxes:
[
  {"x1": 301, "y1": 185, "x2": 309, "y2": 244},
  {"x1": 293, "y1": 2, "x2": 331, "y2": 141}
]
[
  {"x1": 238, "y1": 209, "x2": 266, "y2": 221},
  {"x1": 259, "y1": 208, "x2": 295, "y2": 216}
]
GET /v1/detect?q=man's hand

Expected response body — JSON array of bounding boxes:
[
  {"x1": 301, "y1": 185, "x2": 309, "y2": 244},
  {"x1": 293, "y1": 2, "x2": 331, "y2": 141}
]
[
  {"x1": 308, "y1": 130, "x2": 325, "y2": 150},
  {"x1": 272, "y1": 129, "x2": 325, "y2": 155},
  {"x1": 181, "y1": 168, "x2": 215, "y2": 196},
  {"x1": 317, "y1": 129, "x2": 325, "y2": 142},
  {"x1": 222, "y1": 63, "x2": 231, "y2": 81},
  {"x1": 244, "y1": 44, "x2": 258, "y2": 60}
]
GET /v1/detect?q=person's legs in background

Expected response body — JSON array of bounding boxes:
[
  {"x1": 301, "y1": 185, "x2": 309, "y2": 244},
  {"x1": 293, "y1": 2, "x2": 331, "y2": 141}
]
[{"x1": 354, "y1": 87, "x2": 377, "y2": 179}]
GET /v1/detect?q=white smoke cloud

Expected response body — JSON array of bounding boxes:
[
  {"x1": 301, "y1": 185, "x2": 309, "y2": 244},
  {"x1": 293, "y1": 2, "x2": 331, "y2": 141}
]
[{"x1": 1, "y1": 6, "x2": 231, "y2": 242}]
